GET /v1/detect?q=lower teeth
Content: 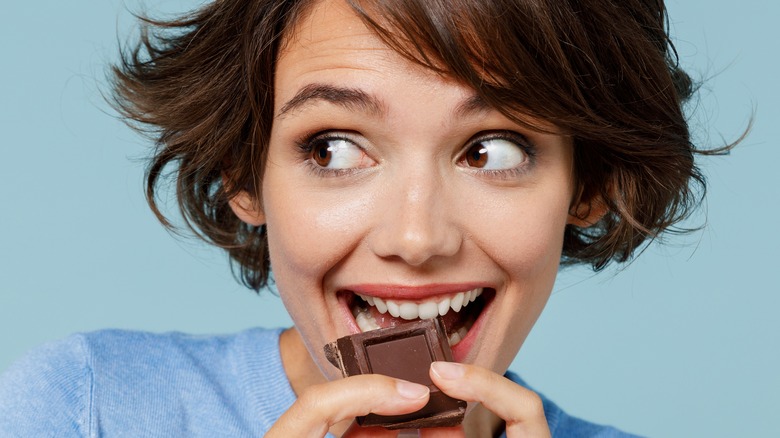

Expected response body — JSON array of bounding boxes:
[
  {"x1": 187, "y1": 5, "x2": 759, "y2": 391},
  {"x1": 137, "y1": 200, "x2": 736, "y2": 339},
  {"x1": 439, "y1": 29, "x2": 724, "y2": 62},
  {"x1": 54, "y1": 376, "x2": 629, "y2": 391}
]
[
  {"x1": 355, "y1": 309, "x2": 380, "y2": 331},
  {"x1": 447, "y1": 326, "x2": 468, "y2": 346}
]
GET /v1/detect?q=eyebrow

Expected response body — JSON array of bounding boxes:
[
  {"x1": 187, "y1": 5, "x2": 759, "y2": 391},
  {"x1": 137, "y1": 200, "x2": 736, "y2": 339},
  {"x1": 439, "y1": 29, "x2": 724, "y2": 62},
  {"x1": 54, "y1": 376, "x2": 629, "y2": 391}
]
[
  {"x1": 277, "y1": 84, "x2": 387, "y2": 118},
  {"x1": 277, "y1": 83, "x2": 493, "y2": 119},
  {"x1": 454, "y1": 94, "x2": 491, "y2": 117}
]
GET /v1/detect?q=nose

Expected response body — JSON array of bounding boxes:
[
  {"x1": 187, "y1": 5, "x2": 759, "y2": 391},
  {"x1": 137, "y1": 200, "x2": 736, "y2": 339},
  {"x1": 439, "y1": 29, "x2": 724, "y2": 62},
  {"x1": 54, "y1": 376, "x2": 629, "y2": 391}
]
[{"x1": 369, "y1": 167, "x2": 463, "y2": 267}]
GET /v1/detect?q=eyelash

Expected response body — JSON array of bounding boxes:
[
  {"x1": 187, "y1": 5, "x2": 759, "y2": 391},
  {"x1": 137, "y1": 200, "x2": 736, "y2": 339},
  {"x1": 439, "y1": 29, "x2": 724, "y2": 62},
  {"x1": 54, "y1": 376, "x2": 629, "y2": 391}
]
[
  {"x1": 459, "y1": 131, "x2": 537, "y2": 179},
  {"x1": 295, "y1": 131, "x2": 365, "y2": 178},
  {"x1": 294, "y1": 129, "x2": 537, "y2": 178}
]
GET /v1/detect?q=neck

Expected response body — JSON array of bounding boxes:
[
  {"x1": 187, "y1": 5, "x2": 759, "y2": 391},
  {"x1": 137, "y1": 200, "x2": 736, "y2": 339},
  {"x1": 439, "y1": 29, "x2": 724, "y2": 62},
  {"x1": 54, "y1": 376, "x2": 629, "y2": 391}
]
[{"x1": 280, "y1": 327, "x2": 328, "y2": 392}]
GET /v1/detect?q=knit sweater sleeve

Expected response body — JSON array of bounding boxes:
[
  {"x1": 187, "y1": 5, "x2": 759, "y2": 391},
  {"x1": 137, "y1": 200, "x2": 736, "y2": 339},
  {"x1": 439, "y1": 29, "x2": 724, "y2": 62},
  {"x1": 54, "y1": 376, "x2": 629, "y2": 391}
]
[{"x1": 0, "y1": 335, "x2": 93, "y2": 437}]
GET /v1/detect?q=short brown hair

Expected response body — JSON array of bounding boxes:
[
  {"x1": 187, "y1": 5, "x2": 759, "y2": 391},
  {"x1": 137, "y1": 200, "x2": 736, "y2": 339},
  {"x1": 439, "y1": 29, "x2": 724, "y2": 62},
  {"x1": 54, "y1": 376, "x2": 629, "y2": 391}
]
[{"x1": 111, "y1": 0, "x2": 728, "y2": 292}]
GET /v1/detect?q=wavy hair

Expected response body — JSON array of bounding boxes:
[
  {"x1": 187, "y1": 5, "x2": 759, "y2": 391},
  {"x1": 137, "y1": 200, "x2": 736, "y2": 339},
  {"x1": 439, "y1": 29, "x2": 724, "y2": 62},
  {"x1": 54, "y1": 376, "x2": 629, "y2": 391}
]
[{"x1": 111, "y1": 0, "x2": 731, "y2": 291}]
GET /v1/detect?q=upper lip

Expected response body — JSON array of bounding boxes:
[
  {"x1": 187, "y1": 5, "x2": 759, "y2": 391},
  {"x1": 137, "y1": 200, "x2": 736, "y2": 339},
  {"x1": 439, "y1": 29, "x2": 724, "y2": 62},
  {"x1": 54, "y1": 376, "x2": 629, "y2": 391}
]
[{"x1": 342, "y1": 283, "x2": 491, "y2": 301}]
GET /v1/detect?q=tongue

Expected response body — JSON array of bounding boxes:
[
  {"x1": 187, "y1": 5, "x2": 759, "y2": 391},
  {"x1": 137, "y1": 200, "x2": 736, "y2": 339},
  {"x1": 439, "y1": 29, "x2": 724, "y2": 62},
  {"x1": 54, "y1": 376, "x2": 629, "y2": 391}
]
[{"x1": 367, "y1": 305, "x2": 464, "y2": 333}]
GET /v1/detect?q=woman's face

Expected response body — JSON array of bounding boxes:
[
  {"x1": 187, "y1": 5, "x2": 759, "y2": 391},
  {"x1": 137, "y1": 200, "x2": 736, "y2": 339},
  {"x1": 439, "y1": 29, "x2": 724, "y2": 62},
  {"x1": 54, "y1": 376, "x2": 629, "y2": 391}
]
[{"x1": 250, "y1": 0, "x2": 579, "y2": 380}]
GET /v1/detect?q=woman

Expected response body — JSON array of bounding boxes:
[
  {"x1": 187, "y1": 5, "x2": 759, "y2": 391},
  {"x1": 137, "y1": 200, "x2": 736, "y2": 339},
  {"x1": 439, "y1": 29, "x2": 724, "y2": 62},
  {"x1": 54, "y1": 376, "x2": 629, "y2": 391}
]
[{"x1": 0, "y1": 0, "x2": 725, "y2": 436}]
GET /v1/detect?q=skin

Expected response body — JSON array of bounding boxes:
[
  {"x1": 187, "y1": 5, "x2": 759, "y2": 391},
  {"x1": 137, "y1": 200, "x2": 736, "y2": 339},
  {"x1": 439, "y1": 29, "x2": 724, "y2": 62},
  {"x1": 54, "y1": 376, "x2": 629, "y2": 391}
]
[{"x1": 229, "y1": 0, "x2": 601, "y2": 435}]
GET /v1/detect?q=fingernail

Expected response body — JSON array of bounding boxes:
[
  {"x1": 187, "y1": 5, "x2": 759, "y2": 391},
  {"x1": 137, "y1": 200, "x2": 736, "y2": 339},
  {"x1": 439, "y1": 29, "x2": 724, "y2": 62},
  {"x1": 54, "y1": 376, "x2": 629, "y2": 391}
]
[
  {"x1": 431, "y1": 361, "x2": 465, "y2": 379},
  {"x1": 396, "y1": 380, "x2": 429, "y2": 400}
]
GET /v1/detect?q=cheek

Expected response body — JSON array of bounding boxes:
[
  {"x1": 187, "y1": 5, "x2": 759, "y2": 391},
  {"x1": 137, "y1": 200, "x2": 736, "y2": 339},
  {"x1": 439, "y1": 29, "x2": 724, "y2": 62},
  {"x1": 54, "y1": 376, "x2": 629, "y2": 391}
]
[
  {"x1": 262, "y1": 182, "x2": 375, "y2": 282},
  {"x1": 465, "y1": 186, "x2": 571, "y2": 273},
  {"x1": 462, "y1": 185, "x2": 571, "y2": 369}
]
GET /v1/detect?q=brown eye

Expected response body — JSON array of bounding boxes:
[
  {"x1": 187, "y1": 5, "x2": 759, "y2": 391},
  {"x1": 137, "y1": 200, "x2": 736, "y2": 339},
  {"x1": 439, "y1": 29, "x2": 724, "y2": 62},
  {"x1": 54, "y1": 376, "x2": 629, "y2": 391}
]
[
  {"x1": 465, "y1": 144, "x2": 488, "y2": 168},
  {"x1": 312, "y1": 143, "x2": 332, "y2": 167},
  {"x1": 461, "y1": 138, "x2": 528, "y2": 170},
  {"x1": 306, "y1": 137, "x2": 377, "y2": 170}
]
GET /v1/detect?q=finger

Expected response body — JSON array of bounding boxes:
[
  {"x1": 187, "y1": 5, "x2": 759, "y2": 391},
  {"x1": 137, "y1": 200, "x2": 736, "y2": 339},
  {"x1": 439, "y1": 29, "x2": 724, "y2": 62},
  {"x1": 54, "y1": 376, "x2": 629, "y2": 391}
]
[
  {"x1": 430, "y1": 362, "x2": 550, "y2": 438},
  {"x1": 266, "y1": 374, "x2": 429, "y2": 438}
]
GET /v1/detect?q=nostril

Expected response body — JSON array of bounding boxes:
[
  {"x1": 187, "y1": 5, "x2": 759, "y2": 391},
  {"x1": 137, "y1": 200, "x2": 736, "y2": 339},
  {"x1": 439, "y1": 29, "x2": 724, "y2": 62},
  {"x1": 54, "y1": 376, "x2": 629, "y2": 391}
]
[
  {"x1": 396, "y1": 230, "x2": 443, "y2": 266},
  {"x1": 369, "y1": 219, "x2": 463, "y2": 266},
  {"x1": 369, "y1": 185, "x2": 462, "y2": 265}
]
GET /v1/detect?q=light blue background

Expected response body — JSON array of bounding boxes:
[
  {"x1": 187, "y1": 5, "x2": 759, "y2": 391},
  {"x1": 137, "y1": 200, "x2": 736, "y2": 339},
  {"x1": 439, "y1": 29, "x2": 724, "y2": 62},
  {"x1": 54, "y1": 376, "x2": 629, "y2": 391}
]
[{"x1": 1, "y1": 1, "x2": 777, "y2": 436}]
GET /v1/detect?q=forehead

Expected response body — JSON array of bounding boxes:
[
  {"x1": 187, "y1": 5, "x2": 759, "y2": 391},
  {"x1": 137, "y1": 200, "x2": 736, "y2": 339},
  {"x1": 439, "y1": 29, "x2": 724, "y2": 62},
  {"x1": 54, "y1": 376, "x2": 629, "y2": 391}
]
[
  {"x1": 276, "y1": 0, "x2": 421, "y2": 91},
  {"x1": 273, "y1": 0, "x2": 483, "y2": 124},
  {"x1": 272, "y1": 0, "x2": 566, "y2": 136}
]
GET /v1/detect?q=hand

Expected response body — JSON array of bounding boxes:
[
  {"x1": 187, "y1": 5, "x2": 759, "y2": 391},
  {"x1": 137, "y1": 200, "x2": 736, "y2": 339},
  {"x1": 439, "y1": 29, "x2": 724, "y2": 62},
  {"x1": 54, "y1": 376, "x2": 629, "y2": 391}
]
[
  {"x1": 425, "y1": 362, "x2": 551, "y2": 438},
  {"x1": 265, "y1": 374, "x2": 430, "y2": 438}
]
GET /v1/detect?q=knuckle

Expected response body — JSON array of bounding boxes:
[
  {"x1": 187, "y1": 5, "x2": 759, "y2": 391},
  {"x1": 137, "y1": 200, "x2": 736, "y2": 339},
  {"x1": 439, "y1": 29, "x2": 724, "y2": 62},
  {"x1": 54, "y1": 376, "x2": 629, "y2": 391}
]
[
  {"x1": 524, "y1": 391, "x2": 545, "y2": 417},
  {"x1": 475, "y1": 367, "x2": 507, "y2": 392},
  {"x1": 297, "y1": 376, "x2": 394, "y2": 415},
  {"x1": 297, "y1": 382, "x2": 329, "y2": 411}
]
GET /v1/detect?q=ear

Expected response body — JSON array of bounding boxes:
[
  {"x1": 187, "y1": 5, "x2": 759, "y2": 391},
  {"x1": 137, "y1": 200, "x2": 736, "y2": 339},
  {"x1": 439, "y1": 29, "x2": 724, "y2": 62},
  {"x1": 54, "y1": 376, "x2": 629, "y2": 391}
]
[
  {"x1": 567, "y1": 196, "x2": 608, "y2": 227},
  {"x1": 228, "y1": 190, "x2": 265, "y2": 226}
]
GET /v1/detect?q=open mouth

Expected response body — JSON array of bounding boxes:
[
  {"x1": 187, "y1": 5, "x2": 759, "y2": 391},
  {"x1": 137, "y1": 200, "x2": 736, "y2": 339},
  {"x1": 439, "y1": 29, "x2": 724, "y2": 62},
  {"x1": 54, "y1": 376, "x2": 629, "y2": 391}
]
[{"x1": 344, "y1": 288, "x2": 495, "y2": 347}]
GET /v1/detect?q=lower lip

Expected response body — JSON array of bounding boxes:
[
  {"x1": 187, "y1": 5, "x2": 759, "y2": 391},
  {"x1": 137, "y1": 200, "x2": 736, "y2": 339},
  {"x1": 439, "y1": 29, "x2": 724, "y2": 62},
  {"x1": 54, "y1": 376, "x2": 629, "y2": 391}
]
[{"x1": 337, "y1": 292, "x2": 362, "y2": 334}]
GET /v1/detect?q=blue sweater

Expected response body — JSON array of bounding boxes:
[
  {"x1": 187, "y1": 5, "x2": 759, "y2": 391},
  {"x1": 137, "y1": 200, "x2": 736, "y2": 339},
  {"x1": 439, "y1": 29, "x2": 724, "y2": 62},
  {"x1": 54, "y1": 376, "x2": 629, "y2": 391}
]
[{"x1": 0, "y1": 328, "x2": 638, "y2": 437}]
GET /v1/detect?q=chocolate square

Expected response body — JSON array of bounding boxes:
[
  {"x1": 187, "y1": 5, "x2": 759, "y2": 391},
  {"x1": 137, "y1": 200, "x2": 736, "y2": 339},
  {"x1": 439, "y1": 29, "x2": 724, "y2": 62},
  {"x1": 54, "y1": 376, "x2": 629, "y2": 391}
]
[{"x1": 324, "y1": 317, "x2": 466, "y2": 429}]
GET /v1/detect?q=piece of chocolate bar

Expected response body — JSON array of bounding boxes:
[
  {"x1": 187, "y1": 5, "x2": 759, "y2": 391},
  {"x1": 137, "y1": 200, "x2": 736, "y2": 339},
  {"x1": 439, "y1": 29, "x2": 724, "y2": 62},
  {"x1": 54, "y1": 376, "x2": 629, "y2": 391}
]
[{"x1": 323, "y1": 317, "x2": 466, "y2": 429}]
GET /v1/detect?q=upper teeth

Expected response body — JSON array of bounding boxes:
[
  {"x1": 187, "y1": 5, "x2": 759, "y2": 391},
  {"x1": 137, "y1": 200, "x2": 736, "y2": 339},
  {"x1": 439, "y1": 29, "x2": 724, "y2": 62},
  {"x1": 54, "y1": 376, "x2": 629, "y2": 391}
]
[{"x1": 357, "y1": 288, "x2": 483, "y2": 321}]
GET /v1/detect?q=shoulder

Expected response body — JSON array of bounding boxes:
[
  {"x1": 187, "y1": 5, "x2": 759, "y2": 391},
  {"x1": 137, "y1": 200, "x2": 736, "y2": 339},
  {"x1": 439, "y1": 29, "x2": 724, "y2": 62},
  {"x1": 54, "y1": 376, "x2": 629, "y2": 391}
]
[
  {"x1": 0, "y1": 334, "x2": 93, "y2": 436},
  {"x1": 0, "y1": 327, "x2": 289, "y2": 437},
  {"x1": 504, "y1": 371, "x2": 643, "y2": 438}
]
